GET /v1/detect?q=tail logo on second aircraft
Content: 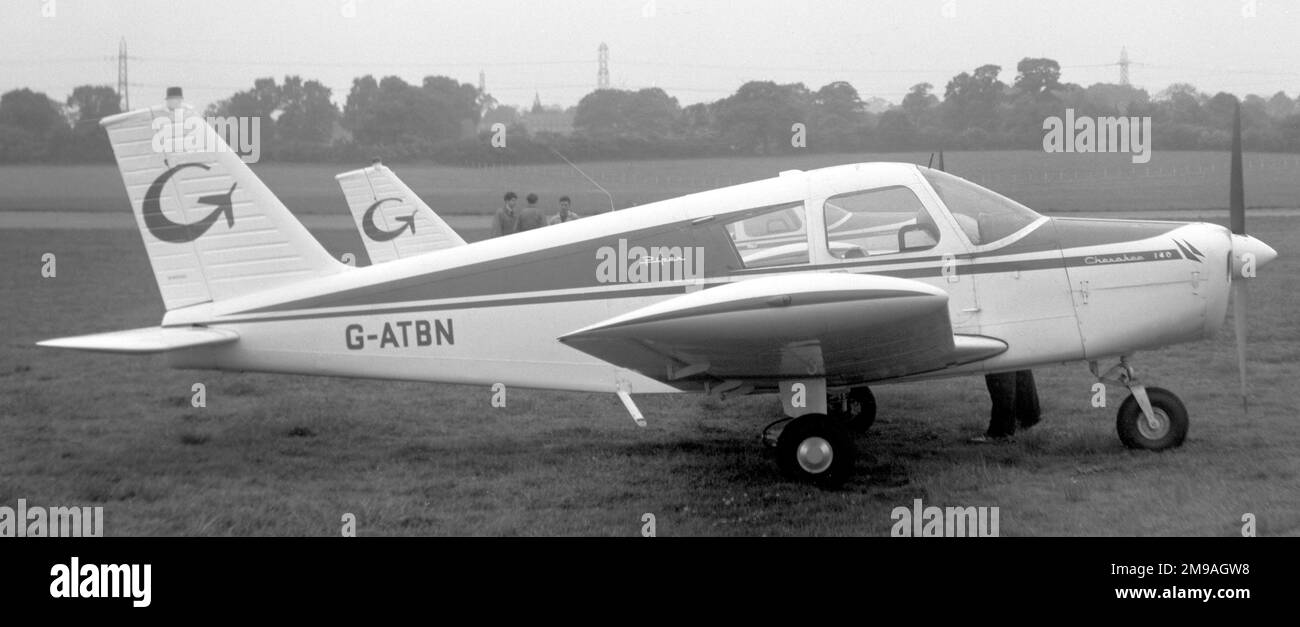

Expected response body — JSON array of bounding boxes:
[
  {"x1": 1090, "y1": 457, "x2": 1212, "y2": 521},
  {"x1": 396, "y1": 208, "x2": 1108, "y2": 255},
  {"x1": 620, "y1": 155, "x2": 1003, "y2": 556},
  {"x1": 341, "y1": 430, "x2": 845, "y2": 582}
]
[{"x1": 362, "y1": 198, "x2": 417, "y2": 242}]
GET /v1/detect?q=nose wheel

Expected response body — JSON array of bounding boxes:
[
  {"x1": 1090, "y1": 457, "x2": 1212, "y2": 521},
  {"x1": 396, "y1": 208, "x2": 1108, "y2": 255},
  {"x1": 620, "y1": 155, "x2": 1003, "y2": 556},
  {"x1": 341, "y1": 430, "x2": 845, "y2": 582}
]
[
  {"x1": 1092, "y1": 358, "x2": 1190, "y2": 451},
  {"x1": 1115, "y1": 387, "x2": 1188, "y2": 450}
]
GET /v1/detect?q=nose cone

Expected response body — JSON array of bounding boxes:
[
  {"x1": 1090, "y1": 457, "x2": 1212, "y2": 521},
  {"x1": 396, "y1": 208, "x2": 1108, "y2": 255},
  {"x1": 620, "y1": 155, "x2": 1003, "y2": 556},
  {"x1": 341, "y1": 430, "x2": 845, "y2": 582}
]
[{"x1": 1231, "y1": 234, "x2": 1277, "y2": 277}]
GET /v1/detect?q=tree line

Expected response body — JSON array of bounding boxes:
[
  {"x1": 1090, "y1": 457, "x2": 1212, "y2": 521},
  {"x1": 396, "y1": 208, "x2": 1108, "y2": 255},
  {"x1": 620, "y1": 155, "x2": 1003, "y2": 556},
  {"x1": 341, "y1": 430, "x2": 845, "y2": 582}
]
[{"x1": 4, "y1": 57, "x2": 1300, "y2": 164}]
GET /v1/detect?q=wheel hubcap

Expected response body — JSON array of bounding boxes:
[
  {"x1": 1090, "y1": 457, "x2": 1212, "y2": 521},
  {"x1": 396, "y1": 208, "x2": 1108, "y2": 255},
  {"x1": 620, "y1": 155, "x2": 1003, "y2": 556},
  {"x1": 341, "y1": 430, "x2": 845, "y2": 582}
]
[
  {"x1": 1137, "y1": 408, "x2": 1170, "y2": 440},
  {"x1": 796, "y1": 437, "x2": 834, "y2": 474}
]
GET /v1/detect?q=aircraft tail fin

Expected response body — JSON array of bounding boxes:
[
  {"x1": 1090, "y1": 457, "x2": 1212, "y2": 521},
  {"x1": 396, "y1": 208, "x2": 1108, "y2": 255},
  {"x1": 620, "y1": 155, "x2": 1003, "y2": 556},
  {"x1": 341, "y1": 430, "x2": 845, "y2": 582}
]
[
  {"x1": 99, "y1": 95, "x2": 343, "y2": 311},
  {"x1": 335, "y1": 162, "x2": 467, "y2": 264}
]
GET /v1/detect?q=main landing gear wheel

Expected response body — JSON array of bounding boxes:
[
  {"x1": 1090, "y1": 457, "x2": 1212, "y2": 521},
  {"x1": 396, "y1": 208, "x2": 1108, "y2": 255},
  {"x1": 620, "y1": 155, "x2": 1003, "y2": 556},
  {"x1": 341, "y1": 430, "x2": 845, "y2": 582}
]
[
  {"x1": 1116, "y1": 387, "x2": 1188, "y2": 451},
  {"x1": 776, "y1": 414, "x2": 856, "y2": 486},
  {"x1": 828, "y1": 387, "x2": 876, "y2": 433}
]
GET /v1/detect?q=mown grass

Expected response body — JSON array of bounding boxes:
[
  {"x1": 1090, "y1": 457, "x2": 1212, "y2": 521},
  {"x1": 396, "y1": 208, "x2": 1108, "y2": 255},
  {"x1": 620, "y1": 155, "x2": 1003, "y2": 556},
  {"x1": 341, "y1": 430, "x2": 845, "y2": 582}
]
[{"x1": 1, "y1": 214, "x2": 1298, "y2": 536}]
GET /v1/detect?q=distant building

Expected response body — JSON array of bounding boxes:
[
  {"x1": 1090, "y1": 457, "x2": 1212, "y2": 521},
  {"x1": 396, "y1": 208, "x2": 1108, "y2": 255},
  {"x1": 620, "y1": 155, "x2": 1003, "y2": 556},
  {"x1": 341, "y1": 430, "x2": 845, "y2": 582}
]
[{"x1": 518, "y1": 93, "x2": 574, "y2": 135}]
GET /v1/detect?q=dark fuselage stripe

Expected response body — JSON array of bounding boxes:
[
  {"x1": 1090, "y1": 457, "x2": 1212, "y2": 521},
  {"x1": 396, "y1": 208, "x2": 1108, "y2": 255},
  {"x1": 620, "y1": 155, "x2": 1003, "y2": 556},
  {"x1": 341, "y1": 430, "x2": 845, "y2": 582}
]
[
  {"x1": 194, "y1": 247, "x2": 1189, "y2": 327},
  {"x1": 206, "y1": 284, "x2": 688, "y2": 325}
]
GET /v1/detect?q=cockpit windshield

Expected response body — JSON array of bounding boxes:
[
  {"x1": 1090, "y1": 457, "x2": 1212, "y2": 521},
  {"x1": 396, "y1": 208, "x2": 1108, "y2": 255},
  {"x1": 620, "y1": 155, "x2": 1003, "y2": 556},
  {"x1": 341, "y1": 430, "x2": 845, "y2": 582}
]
[{"x1": 921, "y1": 169, "x2": 1041, "y2": 246}]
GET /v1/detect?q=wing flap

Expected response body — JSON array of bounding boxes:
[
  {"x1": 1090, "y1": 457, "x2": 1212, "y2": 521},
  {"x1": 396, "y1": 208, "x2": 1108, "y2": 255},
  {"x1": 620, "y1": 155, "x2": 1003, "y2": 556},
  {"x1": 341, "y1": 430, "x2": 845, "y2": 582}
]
[{"x1": 37, "y1": 326, "x2": 238, "y2": 354}]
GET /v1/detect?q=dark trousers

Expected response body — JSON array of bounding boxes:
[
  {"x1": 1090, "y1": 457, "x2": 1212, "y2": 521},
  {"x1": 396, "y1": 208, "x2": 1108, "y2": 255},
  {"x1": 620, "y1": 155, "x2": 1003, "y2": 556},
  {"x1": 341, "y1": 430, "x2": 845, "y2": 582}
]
[{"x1": 983, "y1": 370, "x2": 1041, "y2": 437}]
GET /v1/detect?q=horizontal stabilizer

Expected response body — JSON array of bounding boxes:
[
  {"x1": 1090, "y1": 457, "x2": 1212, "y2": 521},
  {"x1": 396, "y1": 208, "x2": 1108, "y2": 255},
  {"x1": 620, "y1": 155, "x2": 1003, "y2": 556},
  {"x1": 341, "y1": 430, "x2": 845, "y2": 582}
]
[{"x1": 37, "y1": 326, "x2": 238, "y2": 354}]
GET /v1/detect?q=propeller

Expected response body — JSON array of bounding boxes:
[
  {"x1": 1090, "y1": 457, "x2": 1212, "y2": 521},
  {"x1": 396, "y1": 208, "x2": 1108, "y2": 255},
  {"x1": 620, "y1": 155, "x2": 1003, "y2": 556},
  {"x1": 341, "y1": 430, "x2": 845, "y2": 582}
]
[
  {"x1": 1225, "y1": 101, "x2": 1280, "y2": 414},
  {"x1": 1229, "y1": 101, "x2": 1249, "y2": 412}
]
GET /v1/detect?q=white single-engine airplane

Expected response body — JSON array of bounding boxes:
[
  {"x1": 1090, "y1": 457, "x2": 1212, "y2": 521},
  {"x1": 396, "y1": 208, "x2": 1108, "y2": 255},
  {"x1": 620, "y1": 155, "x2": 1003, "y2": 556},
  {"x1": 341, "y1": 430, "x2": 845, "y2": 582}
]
[{"x1": 40, "y1": 93, "x2": 1278, "y2": 485}]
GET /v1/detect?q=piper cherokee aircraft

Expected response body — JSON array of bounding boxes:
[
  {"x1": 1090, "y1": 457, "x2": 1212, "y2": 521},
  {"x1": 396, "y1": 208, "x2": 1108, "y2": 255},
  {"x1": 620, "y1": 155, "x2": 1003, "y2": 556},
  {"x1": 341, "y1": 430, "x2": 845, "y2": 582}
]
[{"x1": 39, "y1": 93, "x2": 1278, "y2": 485}]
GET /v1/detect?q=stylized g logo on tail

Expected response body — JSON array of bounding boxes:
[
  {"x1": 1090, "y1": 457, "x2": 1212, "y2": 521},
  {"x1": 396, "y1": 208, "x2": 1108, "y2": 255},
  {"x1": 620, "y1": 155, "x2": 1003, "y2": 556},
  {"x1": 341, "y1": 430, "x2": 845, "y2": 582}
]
[
  {"x1": 142, "y1": 163, "x2": 237, "y2": 243},
  {"x1": 362, "y1": 198, "x2": 417, "y2": 242}
]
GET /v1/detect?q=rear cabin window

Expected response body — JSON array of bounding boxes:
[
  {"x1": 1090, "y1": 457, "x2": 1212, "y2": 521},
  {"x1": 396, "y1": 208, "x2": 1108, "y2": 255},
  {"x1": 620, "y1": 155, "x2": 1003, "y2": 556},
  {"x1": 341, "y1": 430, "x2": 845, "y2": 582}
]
[{"x1": 722, "y1": 202, "x2": 809, "y2": 269}]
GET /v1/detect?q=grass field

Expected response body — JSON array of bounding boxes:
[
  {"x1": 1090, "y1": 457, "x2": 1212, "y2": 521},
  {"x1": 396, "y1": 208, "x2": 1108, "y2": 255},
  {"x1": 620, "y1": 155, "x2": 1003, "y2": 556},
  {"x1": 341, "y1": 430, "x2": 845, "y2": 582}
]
[
  {"x1": 2, "y1": 209, "x2": 1298, "y2": 536},
  {"x1": 2, "y1": 149, "x2": 1299, "y2": 218}
]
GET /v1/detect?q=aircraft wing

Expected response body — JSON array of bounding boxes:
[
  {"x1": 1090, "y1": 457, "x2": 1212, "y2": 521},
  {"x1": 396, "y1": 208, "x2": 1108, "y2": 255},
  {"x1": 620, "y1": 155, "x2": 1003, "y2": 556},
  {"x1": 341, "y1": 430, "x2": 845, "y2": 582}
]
[
  {"x1": 37, "y1": 326, "x2": 238, "y2": 354},
  {"x1": 558, "y1": 273, "x2": 1006, "y2": 389},
  {"x1": 335, "y1": 164, "x2": 467, "y2": 264}
]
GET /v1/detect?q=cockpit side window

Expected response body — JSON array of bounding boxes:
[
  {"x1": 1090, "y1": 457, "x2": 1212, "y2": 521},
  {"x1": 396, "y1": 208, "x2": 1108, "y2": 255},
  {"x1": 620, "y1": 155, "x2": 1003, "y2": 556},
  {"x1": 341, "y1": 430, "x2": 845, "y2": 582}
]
[
  {"x1": 921, "y1": 169, "x2": 1040, "y2": 246},
  {"x1": 823, "y1": 186, "x2": 937, "y2": 259}
]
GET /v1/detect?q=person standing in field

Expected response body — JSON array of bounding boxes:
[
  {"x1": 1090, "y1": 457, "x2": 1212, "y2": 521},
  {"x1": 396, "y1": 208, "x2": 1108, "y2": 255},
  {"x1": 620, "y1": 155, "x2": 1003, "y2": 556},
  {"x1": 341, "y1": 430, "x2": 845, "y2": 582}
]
[
  {"x1": 970, "y1": 370, "x2": 1041, "y2": 443},
  {"x1": 492, "y1": 191, "x2": 519, "y2": 237},
  {"x1": 547, "y1": 195, "x2": 582, "y2": 225},
  {"x1": 516, "y1": 192, "x2": 547, "y2": 232}
]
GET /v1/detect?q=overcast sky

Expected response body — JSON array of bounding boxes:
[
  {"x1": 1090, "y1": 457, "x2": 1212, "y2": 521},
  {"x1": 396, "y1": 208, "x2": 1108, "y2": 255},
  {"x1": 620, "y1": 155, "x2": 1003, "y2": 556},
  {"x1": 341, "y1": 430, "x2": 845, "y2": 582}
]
[{"x1": 4, "y1": 0, "x2": 1299, "y2": 111}]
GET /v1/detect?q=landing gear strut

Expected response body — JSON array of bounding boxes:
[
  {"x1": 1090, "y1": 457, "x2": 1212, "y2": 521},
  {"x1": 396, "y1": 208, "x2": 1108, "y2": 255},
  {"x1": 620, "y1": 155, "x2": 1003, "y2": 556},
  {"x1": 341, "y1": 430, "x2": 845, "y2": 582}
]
[{"x1": 1092, "y1": 358, "x2": 1189, "y2": 450}]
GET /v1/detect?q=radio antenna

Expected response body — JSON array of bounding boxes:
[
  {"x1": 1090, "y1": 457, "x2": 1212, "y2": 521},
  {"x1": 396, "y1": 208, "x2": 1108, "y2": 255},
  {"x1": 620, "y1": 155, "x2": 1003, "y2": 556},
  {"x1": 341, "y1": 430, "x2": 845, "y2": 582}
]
[{"x1": 548, "y1": 147, "x2": 616, "y2": 213}]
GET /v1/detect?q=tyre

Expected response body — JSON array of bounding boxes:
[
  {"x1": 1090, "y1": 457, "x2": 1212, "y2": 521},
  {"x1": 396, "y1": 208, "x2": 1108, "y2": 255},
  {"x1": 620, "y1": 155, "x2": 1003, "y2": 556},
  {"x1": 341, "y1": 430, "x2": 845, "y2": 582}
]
[
  {"x1": 828, "y1": 386, "x2": 876, "y2": 433},
  {"x1": 776, "y1": 414, "x2": 856, "y2": 486},
  {"x1": 1116, "y1": 387, "x2": 1188, "y2": 450}
]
